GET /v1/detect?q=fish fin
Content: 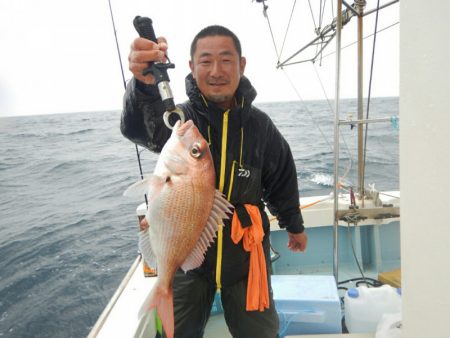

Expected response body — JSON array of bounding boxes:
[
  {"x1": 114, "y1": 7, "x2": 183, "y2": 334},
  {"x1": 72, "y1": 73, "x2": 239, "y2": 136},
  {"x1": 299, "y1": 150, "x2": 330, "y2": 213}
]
[
  {"x1": 138, "y1": 285, "x2": 174, "y2": 338},
  {"x1": 180, "y1": 190, "x2": 234, "y2": 272},
  {"x1": 138, "y1": 228, "x2": 157, "y2": 269},
  {"x1": 213, "y1": 190, "x2": 234, "y2": 215},
  {"x1": 123, "y1": 175, "x2": 166, "y2": 203}
]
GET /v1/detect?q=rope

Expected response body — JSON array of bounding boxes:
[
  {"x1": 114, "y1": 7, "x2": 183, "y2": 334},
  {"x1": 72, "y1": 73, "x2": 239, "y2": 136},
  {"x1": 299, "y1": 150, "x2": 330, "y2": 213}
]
[{"x1": 346, "y1": 222, "x2": 369, "y2": 286}]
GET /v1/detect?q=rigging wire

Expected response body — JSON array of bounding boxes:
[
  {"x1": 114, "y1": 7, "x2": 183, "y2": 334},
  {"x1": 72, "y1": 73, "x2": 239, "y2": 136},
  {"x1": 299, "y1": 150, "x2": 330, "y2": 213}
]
[
  {"x1": 311, "y1": 64, "x2": 354, "y2": 183},
  {"x1": 307, "y1": 0, "x2": 318, "y2": 30},
  {"x1": 256, "y1": 0, "x2": 397, "y2": 193},
  {"x1": 261, "y1": 0, "x2": 333, "y2": 151},
  {"x1": 281, "y1": 68, "x2": 333, "y2": 152},
  {"x1": 319, "y1": 0, "x2": 327, "y2": 30},
  {"x1": 279, "y1": 21, "x2": 398, "y2": 66},
  {"x1": 319, "y1": 0, "x2": 331, "y2": 66},
  {"x1": 362, "y1": 0, "x2": 382, "y2": 195},
  {"x1": 320, "y1": 21, "x2": 398, "y2": 61},
  {"x1": 279, "y1": 0, "x2": 297, "y2": 61},
  {"x1": 107, "y1": 0, "x2": 148, "y2": 206},
  {"x1": 261, "y1": 0, "x2": 354, "y2": 187},
  {"x1": 281, "y1": 66, "x2": 353, "y2": 187},
  {"x1": 260, "y1": 1, "x2": 281, "y2": 62}
]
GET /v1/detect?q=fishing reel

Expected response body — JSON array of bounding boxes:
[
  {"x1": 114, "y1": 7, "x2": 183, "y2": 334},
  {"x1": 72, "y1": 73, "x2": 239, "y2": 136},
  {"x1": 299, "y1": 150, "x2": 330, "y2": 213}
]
[{"x1": 133, "y1": 16, "x2": 185, "y2": 129}]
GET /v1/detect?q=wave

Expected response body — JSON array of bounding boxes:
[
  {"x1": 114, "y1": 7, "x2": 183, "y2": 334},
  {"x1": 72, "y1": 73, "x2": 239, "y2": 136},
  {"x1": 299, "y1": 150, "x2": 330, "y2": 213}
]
[
  {"x1": 66, "y1": 128, "x2": 96, "y2": 136},
  {"x1": 309, "y1": 173, "x2": 334, "y2": 186},
  {"x1": 9, "y1": 128, "x2": 97, "y2": 139}
]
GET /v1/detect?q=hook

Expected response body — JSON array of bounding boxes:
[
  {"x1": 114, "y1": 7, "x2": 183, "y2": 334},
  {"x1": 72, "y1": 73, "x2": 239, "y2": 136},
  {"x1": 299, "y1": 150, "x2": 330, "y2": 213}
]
[{"x1": 163, "y1": 107, "x2": 185, "y2": 130}]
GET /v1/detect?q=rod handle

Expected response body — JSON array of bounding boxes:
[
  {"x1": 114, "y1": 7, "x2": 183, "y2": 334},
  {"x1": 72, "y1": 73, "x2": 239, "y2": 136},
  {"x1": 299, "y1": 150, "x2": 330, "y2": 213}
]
[{"x1": 133, "y1": 16, "x2": 157, "y2": 43}]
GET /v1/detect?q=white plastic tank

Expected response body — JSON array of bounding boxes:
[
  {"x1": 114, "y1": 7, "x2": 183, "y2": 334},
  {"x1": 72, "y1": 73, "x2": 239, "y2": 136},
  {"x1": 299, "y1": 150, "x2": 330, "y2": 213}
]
[{"x1": 344, "y1": 285, "x2": 402, "y2": 333}]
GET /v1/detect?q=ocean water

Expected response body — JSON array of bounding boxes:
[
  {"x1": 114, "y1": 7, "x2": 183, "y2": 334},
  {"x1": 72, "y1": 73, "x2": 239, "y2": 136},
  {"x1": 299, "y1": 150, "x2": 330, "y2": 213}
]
[{"x1": 0, "y1": 97, "x2": 398, "y2": 337}]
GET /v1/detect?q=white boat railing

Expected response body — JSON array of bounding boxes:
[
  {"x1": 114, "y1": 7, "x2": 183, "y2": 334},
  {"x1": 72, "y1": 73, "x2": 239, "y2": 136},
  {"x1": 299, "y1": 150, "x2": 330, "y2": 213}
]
[{"x1": 87, "y1": 255, "x2": 142, "y2": 338}]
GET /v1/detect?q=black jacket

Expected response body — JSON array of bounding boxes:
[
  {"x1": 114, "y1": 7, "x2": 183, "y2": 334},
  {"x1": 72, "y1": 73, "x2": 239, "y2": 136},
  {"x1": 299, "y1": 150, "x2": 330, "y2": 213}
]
[{"x1": 121, "y1": 74, "x2": 304, "y2": 287}]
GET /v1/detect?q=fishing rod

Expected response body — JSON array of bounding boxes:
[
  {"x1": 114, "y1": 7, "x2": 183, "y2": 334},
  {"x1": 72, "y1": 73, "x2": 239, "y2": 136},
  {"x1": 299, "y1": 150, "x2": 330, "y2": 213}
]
[{"x1": 107, "y1": 0, "x2": 147, "y2": 206}]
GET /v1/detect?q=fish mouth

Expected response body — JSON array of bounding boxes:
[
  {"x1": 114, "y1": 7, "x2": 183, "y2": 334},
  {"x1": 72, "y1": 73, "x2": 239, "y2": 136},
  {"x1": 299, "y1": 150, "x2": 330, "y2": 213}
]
[{"x1": 175, "y1": 119, "x2": 195, "y2": 137}]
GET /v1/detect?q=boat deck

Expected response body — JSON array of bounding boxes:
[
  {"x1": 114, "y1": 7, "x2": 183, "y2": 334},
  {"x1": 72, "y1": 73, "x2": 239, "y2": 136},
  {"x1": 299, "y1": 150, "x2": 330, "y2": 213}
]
[
  {"x1": 89, "y1": 191, "x2": 400, "y2": 338},
  {"x1": 204, "y1": 266, "x2": 392, "y2": 338}
]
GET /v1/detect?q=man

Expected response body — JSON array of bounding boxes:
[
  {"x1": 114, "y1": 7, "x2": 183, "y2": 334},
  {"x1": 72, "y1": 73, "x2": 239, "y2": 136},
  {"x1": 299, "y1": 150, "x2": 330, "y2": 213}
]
[{"x1": 121, "y1": 25, "x2": 308, "y2": 338}]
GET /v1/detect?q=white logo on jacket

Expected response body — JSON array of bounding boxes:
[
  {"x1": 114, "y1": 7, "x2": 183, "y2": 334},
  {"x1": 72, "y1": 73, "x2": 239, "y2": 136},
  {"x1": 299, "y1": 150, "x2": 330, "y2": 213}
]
[{"x1": 238, "y1": 169, "x2": 250, "y2": 178}]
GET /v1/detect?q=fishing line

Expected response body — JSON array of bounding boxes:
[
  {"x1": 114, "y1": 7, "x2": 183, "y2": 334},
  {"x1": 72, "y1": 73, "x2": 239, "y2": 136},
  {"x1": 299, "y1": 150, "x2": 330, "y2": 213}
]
[
  {"x1": 107, "y1": 0, "x2": 148, "y2": 206},
  {"x1": 108, "y1": 0, "x2": 126, "y2": 90}
]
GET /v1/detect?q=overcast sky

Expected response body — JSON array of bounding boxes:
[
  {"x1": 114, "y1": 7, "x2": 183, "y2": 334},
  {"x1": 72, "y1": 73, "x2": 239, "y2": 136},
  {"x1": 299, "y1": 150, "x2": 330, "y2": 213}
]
[{"x1": 0, "y1": 0, "x2": 399, "y2": 117}]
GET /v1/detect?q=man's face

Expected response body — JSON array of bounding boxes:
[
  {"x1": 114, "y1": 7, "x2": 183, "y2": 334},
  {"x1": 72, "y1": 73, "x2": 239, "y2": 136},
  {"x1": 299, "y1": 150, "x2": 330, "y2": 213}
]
[{"x1": 189, "y1": 35, "x2": 246, "y2": 109}]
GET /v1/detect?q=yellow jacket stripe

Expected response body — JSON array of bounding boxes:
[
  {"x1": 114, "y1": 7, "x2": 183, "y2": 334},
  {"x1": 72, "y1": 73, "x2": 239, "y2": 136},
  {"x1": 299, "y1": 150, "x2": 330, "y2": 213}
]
[{"x1": 216, "y1": 109, "x2": 229, "y2": 290}]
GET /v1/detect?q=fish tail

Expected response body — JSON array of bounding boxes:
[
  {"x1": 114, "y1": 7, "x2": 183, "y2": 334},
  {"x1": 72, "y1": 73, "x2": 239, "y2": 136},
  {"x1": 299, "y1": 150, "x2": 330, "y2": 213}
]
[
  {"x1": 155, "y1": 286, "x2": 174, "y2": 338},
  {"x1": 140, "y1": 285, "x2": 174, "y2": 338}
]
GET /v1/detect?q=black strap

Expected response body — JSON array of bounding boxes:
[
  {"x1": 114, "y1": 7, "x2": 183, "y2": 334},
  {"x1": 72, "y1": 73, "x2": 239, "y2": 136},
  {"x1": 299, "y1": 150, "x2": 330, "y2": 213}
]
[{"x1": 235, "y1": 204, "x2": 252, "y2": 228}]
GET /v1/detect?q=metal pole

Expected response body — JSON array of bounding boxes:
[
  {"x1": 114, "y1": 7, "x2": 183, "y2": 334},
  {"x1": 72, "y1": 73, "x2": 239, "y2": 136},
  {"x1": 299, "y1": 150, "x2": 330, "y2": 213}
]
[
  {"x1": 356, "y1": 0, "x2": 366, "y2": 201},
  {"x1": 339, "y1": 116, "x2": 397, "y2": 126},
  {"x1": 333, "y1": 0, "x2": 343, "y2": 283}
]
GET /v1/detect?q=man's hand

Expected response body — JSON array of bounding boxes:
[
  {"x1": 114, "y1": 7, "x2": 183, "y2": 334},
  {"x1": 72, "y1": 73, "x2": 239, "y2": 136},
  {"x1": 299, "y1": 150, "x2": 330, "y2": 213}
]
[
  {"x1": 139, "y1": 217, "x2": 149, "y2": 231},
  {"x1": 128, "y1": 37, "x2": 168, "y2": 84},
  {"x1": 287, "y1": 231, "x2": 308, "y2": 252}
]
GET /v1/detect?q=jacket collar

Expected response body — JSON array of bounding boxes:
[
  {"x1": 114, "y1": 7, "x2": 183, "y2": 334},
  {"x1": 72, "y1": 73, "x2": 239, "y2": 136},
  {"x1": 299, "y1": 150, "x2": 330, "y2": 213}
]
[{"x1": 184, "y1": 73, "x2": 257, "y2": 124}]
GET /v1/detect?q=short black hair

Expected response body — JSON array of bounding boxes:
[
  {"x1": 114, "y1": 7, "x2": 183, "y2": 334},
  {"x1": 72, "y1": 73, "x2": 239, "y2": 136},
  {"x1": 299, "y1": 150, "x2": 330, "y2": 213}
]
[{"x1": 190, "y1": 25, "x2": 242, "y2": 60}]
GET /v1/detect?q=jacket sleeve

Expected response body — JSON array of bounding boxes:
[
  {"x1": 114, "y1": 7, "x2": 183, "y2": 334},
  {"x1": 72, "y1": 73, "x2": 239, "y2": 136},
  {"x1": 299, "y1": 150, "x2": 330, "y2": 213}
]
[
  {"x1": 120, "y1": 78, "x2": 171, "y2": 153},
  {"x1": 261, "y1": 119, "x2": 305, "y2": 234}
]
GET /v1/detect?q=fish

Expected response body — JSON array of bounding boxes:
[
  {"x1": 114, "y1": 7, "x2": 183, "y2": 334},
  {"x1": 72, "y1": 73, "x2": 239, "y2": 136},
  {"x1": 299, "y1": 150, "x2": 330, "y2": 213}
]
[{"x1": 123, "y1": 119, "x2": 233, "y2": 338}]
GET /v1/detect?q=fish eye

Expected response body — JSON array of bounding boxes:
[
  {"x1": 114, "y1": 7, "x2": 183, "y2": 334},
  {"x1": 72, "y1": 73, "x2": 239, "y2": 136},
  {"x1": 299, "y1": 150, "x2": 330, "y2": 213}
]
[{"x1": 190, "y1": 143, "x2": 202, "y2": 158}]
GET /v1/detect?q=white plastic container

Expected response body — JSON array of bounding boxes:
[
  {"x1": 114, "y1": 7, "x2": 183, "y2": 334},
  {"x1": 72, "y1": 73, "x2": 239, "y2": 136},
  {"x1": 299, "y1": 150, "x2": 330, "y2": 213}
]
[{"x1": 344, "y1": 285, "x2": 401, "y2": 333}]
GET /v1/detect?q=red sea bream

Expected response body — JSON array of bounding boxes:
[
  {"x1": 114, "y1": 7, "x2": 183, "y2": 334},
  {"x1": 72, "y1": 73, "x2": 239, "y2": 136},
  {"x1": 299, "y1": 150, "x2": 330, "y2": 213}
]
[{"x1": 124, "y1": 120, "x2": 232, "y2": 338}]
